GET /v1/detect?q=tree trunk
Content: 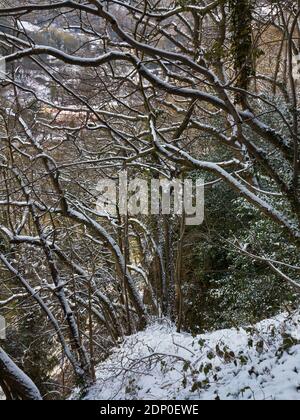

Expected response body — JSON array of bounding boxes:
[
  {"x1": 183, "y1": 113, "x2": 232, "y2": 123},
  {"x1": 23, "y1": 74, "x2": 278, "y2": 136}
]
[{"x1": 0, "y1": 347, "x2": 42, "y2": 400}]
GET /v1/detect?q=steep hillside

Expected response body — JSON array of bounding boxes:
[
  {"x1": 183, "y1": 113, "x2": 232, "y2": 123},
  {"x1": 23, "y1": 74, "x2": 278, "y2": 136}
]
[{"x1": 78, "y1": 313, "x2": 300, "y2": 401}]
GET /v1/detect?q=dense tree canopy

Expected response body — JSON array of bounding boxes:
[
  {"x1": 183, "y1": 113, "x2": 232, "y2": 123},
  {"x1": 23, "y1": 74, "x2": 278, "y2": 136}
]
[{"x1": 0, "y1": 0, "x2": 299, "y2": 399}]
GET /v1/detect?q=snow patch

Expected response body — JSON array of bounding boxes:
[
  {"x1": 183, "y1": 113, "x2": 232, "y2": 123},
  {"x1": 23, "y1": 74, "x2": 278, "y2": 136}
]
[
  {"x1": 18, "y1": 21, "x2": 41, "y2": 33},
  {"x1": 78, "y1": 312, "x2": 300, "y2": 400}
]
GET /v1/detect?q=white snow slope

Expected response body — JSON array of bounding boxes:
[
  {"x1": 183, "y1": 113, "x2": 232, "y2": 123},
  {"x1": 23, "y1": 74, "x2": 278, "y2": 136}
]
[{"x1": 80, "y1": 312, "x2": 300, "y2": 401}]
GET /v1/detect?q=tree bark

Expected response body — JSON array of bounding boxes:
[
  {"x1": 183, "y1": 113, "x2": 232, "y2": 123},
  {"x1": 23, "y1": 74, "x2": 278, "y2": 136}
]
[{"x1": 0, "y1": 347, "x2": 42, "y2": 400}]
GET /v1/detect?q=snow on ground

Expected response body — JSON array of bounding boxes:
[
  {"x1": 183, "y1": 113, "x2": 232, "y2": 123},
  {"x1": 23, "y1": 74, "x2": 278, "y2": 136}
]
[
  {"x1": 80, "y1": 312, "x2": 300, "y2": 401},
  {"x1": 18, "y1": 21, "x2": 41, "y2": 32}
]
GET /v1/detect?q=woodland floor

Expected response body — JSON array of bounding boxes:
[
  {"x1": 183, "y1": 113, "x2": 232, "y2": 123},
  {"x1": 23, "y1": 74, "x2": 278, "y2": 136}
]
[{"x1": 74, "y1": 312, "x2": 300, "y2": 401}]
